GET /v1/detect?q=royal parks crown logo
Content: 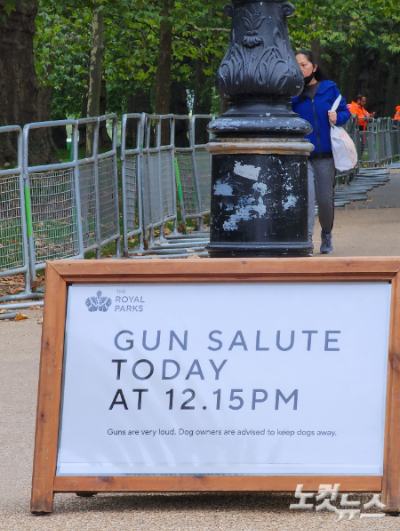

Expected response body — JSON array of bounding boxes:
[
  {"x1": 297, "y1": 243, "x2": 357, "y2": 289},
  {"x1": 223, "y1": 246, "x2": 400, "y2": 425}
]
[{"x1": 85, "y1": 291, "x2": 112, "y2": 312}]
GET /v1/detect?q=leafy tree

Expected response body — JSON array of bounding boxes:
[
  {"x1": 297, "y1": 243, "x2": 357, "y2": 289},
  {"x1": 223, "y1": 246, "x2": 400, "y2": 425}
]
[
  {"x1": 289, "y1": 0, "x2": 400, "y2": 115},
  {"x1": 4, "y1": 0, "x2": 400, "y2": 162},
  {"x1": 0, "y1": 0, "x2": 57, "y2": 164}
]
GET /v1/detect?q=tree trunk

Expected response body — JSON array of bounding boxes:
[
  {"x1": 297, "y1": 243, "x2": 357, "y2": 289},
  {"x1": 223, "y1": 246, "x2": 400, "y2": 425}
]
[
  {"x1": 99, "y1": 78, "x2": 112, "y2": 149},
  {"x1": 358, "y1": 50, "x2": 389, "y2": 117},
  {"x1": 126, "y1": 84, "x2": 152, "y2": 148},
  {"x1": 339, "y1": 50, "x2": 361, "y2": 105},
  {"x1": 0, "y1": 1, "x2": 54, "y2": 165},
  {"x1": 79, "y1": 92, "x2": 88, "y2": 149},
  {"x1": 384, "y1": 56, "x2": 400, "y2": 118},
  {"x1": 86, "y1": 4, "x2": 104, "y2": 157},
  {"x1": 169, "y1": 81, "x2": 189, "y2": 148},
  {"x1": 38, "y1": 86, "x2": 62, "y2": 152},
  {"x1": 155, "y1": 0, "x2": 174, "y2": 145},
  {"x1": 390, "y1": 57, "x2": 400, "y2": 118},
  {"x1": 310, "y1": 40, "x2": 338, "y2": 81},
  {"x1": 193, "y1": 56, "x2": 213, "y2": 144}
]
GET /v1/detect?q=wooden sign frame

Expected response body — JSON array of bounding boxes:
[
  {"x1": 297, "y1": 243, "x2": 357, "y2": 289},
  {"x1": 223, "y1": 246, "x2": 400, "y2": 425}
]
[{"x1": 31, "y1": 258, "x2": 400, "y2": 514}]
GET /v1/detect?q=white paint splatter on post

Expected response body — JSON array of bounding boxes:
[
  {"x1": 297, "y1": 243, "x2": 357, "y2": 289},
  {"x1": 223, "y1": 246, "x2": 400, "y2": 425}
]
[
  {"x1": 214, "y1": 182, "x2": 234, "y2": 196},
  {"x1": 252, "y1": 182, "x2": 269, "y2": 195},
  {"x1": 283, "y1": 195, "x2": 297, "y2": 210},
  {"x1": 234, "y1": 162, "x2": 261, "y2": 181},
  {"x1": 222, "y1": 197, "x2": 267, "y2": 231}
]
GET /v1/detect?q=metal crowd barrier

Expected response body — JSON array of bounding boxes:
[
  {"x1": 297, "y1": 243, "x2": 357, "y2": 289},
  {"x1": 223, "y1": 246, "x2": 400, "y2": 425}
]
[
  {"x1": 3, "y1": 111, "x2": 400, "y2": 293},
  {"x1": 377, "y1": 118, "x2": 391, "y2": 165},
  {"x1": 330, "y1": 114, "x2": 393, "y2": 211},
  {"x1": 77, "y1": 114, "x2": 121, "y2": 259},
  {"x1": 0, "y1": 126, "x2": 43, "y2": 310},
  {"x1": 122, "y1": 114, "x2": 210, "y2": 258},
  {"x1": 390, "y1": 119, "x2": 400, "y2": 164},
  {"x1": 24, "y1": 115, "x2": 120, "y2": 280},
  {"x1": 0, "y1": 115, "x2": 121, "y2": 309},
  {"x1": 190, "y1": 114, "x2": 212, "y2": 222},
  {"x1": 140, "y1": 114, "x2": 178, "y2": 249},
  {"x1": 121, "y1": 113, "x2": 144, "y2": 255},
  {"x1": 348, "y1": 116, "x2": 400, "y2": 169},
  {"x1": 358, "y1": 118, "x2": 378, "y2": 167},
  {"x1": 24, "y1": 119, "x2": 83, "y2": 285},
  {"x1": 174, "y1": 115, "x2": 200, "y2": 233},
  {"x1": 173, "y1": 115, "x2": 211, "y2": 236}
]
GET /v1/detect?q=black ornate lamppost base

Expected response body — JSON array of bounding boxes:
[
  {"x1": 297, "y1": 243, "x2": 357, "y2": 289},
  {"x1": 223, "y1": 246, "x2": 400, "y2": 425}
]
[
  {"x1": 207, "y1": 0, "x2": 314, "y2": 258},
  {"x1": 207, "y1": 244, "x2": 312, "y2": 258},
  {"x1": 207, "y1": 142, "x2": 312, "y2": 257}
]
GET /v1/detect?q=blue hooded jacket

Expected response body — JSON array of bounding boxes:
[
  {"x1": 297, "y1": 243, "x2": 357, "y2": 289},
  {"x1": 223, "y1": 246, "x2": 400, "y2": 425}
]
[{"x1": 292, "y1": 80, "x2": 351, "y2": 155}]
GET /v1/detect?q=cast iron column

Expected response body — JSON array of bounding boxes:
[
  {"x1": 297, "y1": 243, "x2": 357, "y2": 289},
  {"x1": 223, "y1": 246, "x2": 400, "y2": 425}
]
[{"x1": 207, "y1": 0, "x2": 313, "y2": 257}]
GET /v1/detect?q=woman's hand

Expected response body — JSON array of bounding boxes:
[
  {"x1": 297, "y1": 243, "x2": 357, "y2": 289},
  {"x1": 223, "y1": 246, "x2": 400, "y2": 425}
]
[{"x1": 328, "y1": 110, "x2": 337, "y2": 125}]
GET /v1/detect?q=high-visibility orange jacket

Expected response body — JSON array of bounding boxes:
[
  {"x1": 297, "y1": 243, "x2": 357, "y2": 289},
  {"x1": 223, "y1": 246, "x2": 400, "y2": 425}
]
[
  {"x1": 347, "y1": 101, "x2": 370, "y2": 130},
  {"x1": 395, "y1": 106, "x2": 400, "y2": 120}
]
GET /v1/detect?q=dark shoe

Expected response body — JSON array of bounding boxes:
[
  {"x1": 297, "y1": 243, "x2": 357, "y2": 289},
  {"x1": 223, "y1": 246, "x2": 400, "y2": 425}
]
[
  {"x1": 320, "y1": 232, "x2": 333, "y2": 254},
  {"x1": 308, "y1": 236, "x2": 314, "y2": 257}
]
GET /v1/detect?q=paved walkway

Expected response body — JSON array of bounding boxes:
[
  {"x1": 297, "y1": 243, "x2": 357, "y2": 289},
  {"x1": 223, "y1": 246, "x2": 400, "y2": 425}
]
[
  {"x1": 317, "y1": 169, "x2": 400, "y2": 256},
  {"x1": 1, "y1": 169, "x2": 400, "y2": 530}
]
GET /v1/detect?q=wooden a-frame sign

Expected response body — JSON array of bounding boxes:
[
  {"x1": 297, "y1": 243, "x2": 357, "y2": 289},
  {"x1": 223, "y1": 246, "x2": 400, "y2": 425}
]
[{"x1": 31, "y1": 258, "x2": 400, "y2": 514}]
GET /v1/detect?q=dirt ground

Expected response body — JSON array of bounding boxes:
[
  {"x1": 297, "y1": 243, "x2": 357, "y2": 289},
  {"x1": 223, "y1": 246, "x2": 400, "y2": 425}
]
[{"x1": 1, "y1": 172, "x2": 400, "y2": 530}]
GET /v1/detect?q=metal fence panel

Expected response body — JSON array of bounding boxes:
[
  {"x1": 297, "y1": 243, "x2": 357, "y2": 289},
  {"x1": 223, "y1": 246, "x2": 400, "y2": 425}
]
[
  {"x1": 194, "y1": 149, "x2": 212, "y2": 213},
  {"x1": 160, "y1": 147, "x2": 177, "y2": 221},
  {"x1": 78, "y1": 159, "x2": 97, "y2": 250},
  {"x1": 174, "y1": 116, "x2": 200, "y2": 229},
  {"x1": 98, "y1": 154, "x2": 119, "y2": 241},
  {"x1": 121, "y1": 114, "x2": 144, "y2": 254},
  {"x1": 0, "y1": 127, "x2": 27, "y2": 279},
  {"x1": 29, "y1": 166, "x2": 79, "y2": 263},
  {"x1": 359, "y1": 119, "x2": 379, "y2": 167},
  {"x1": 0, "y1": 174, "x2": 25, "y2": 273},
  {"x1": 176, "y1": 150, "x2": 198, "y2": 217},
  {"x1": 377, "y1": 118, "x2": 388, "y2": 165},
  {"x1": 192, "y1": 115, "x2": 212, "y2": 216},
  {"x1": 77, "y1": 114, "x2": 120, "y2": 257},
  {"x1": 381, "y1": 118, "x2": 392, "y2": 164},
  {"x1": 98, "y1": 115, "x2": 120, "y2": 253},
  {"x1": 140, "y1": 114, "x2": 178, "y2": 247},
  {"x1": 174, "y1": 115, "x2": 211, "y2": 232},
  {"x1": 0, "y1": 125, "x2": 42, "y2": 309},
  {"x1": 23, "y1": 120, "x2": 82, "y2": 278},
  {"x1": 390, "y1": 120, "x2": 400, "y2": 161},
  {"x1": 147, "y1": 152, "x2": 163, "y2": 227}
]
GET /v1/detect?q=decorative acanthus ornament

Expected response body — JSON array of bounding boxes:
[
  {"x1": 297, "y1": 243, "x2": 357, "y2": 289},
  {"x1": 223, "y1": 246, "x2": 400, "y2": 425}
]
[
  {"x1": 209, "y1": 0, "x2": 312, "y2": 136},
  {"x1": 216, "y1": 2, "x2": 302, "y2": 99}
]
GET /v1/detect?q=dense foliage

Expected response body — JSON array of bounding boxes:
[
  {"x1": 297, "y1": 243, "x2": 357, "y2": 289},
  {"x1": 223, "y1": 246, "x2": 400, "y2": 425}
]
[
  {"x1": 291, "y1": 0, "x2": 400, "y2": 52},
  {"x1": 2, "y1": 0, "x2": 400, "y2": 119},
  {"x1": 33, "y1": 0, "x2": 230, "y2": 117}
]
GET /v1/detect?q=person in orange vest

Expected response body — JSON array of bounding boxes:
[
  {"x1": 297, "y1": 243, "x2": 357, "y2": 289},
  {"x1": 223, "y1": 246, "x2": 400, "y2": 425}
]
[
  {"x1": 394, "y1": 106, "x2": 400, "y2": 120},
  {"x1": 347, "y1": 95, "x2": 375, "y2": 130}
]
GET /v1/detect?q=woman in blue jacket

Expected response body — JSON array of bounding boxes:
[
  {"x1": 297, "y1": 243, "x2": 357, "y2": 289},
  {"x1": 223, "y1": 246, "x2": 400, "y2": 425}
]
[{"x1": 292, "y1": 50, "x2": 351, "y2": 254}]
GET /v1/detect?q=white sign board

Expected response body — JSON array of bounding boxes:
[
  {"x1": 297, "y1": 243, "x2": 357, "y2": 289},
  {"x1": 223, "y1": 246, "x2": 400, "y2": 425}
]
[{"x1": 57, "y1": 282, "x2": 391, "y2": 477}]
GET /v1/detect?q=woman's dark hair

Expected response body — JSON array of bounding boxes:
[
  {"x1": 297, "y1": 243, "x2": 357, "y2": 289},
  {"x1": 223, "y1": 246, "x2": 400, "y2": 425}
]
[{"x1": 295, "y1": 49, "x2": 325, "y2": 81}]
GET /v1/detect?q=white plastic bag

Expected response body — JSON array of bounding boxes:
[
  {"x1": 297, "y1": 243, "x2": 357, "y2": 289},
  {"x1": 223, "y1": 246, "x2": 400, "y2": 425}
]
[{"x1": 330, "y1": 94, "x2": 358, "y2": 172}]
